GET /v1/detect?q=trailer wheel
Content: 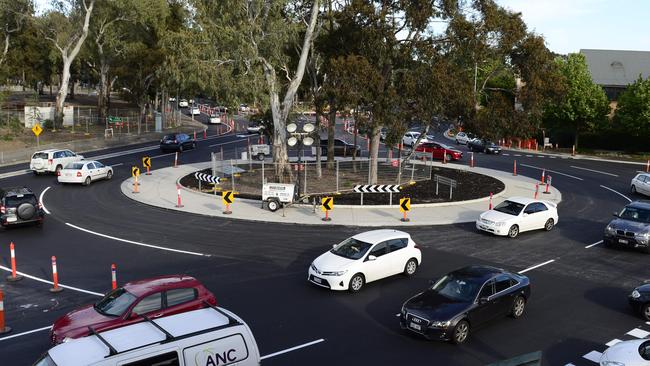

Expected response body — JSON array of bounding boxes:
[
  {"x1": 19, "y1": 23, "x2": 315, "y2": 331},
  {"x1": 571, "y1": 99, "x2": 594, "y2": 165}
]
[
  {"x1": 257, "y1": 153, "x2": 265, "y2": 161},
  {"x1": 267, "y1": 199, "x2": 280, "y2": 212}
]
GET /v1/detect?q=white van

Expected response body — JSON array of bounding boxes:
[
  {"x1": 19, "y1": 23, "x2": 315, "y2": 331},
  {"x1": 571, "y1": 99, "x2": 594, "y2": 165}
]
[{"x1": 34, "y1": 307, "x2": 260, "y2": 366}]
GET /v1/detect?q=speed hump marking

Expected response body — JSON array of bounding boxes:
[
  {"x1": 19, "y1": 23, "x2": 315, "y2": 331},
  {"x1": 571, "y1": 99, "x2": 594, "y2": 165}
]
[
  {"x1": 131, "y1": 166, "x2": 140, "y2": 177},
  {"x1": 321, "y1": 197, "x2": 333, "y2": 212},
  {"x1": 222, "y1": 191, "x2": 235, "y2": 205},
  {"x1": 142, "y1": 157, "x2": 151, "y2": 168},
  {"x1": 399, "y1": 197, "x2": 411, "y2": 213}
]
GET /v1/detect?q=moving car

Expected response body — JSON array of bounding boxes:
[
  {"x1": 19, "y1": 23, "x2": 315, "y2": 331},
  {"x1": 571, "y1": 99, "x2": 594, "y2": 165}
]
[
  {"x1": 57, "y1": 160, "x2": 113, "y2": 186},
  {"x1": 599, "y1": 339, "x2": 650, "y2": 366},
  {"x1": 320, "y1": 139, "x2": 361, "y2": 157},
  {"x1": 476, "y1": 197, "x2": 559, "y2": 238},
  {"x1": 247, "y1": 123, "x2": 264, "y2": 134},
  {"x1": 190, "y1": 106, "x2": 201, "y2": 115},
  {"x1": 400, "y1": 265, "x2": 530, "y2": 344},
  {"x1": 414, "y1": 142, "x2": 463, "y2": 161},
  {"x1": 0, "y1": 187, "x2": 45, "y2": 228},
  {"x1": 402, "y1": 132, "x2": 432, "y2": 147},
  {"x1": 37, "y1": 307, "x2": 261, "y2": 366},
  {"x1": 209, "y1": 113, "x2": 222, "y2": 124},
  {"x1": 31, "y1": 149, "x2": 84, "y2": 175},
  {"x1": 50, "y1": 275, "x2": 217, "y2": 344},
  {"x1": 468, "y1": 139, "x2": 502, "y2": 154},
  {"x1": 604, "y1": 201, "x2": 650, "y2": 253},
  {"x1": 631, "y1": 173, "x2": 650, "y2": 196},
  {"x1": 308, "y1": 229, "x2": 422, "y2": 292},
  {"x1": 178, "y1": 99, "x2": 189, "y2": 108},
  {"x1": 629, "y1": 282, "x2": 650, "y2": 320},
  {"x1": 160, "y1": 133, "x2": 196, "y2": 153},
  {"x1": 455, "y1": 131, "x2": 477, "y2": 145}
]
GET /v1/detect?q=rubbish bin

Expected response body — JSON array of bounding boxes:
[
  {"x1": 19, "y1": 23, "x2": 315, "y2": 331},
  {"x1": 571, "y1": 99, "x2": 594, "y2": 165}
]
[
  {"x1": 154, "y1": 112, "x2": 162, "y2": 132},
  {"x1": 241, "y1": 152, "x2": 248, "y2": 160}
]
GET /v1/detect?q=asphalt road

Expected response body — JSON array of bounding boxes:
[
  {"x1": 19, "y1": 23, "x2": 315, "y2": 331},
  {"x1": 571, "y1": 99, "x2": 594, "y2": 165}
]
[{"x1": 1, "y1": 121, "x2": 649, "y2": 366}]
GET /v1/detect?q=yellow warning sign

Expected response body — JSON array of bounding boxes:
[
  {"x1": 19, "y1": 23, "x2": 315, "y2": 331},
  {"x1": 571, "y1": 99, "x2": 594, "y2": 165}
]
[{"x1": 32, "y1": 123, "x2": 43, "y2": 137}]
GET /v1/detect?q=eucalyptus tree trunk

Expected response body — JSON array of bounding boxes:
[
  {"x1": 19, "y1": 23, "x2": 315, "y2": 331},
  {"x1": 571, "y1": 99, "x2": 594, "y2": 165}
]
[{"x1": 368, "y1": 125, "x2": 381, "y2": 184}]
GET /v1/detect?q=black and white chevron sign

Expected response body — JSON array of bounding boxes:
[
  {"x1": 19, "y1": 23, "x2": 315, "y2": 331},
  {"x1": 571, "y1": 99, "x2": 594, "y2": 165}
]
[
  {"x1": 353, "y1": 184, "x2": 400, "y2": 193},
  {"x1": 194, "y1": 172, "x2": 221, "y2": 184}
]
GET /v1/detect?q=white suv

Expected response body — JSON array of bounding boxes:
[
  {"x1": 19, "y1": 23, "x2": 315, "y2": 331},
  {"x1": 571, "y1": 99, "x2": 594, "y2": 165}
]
[
  {"x1": 631, "y1": 173, "x2": 650, "y2": 196},
  {"x1": 30, "y1": 149, "x2": 84, "y2": 175}
]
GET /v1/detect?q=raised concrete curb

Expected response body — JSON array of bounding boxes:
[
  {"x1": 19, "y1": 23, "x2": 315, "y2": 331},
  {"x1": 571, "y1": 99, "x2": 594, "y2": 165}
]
[{"x1": 120, "y1": 160, "x2": 562, "y2": 227}]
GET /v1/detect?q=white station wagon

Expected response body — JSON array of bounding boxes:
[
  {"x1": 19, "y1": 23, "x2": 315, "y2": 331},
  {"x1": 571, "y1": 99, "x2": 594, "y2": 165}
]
[{"x1": 31, "y1": 149, "x2": 84, "y2": 175}]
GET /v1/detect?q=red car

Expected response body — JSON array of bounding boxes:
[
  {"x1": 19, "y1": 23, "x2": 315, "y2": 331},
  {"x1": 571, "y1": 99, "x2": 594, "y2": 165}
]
[
  {"x1": 50, "y1": 275, "x2": 216, "y2": 344},
  {"x1": 414, "y1": 142, "x2": 463, "y2": 161}
]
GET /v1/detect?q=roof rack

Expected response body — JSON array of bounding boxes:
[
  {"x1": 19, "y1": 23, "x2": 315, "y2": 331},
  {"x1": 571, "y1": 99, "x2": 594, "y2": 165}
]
[{"x1": 88, "y1": 326, "x2": 118, "y2": 356}]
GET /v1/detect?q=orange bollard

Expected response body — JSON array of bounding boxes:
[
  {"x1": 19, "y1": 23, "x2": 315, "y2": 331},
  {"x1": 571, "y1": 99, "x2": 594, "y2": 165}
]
[
  {"x1": 544, "y1": 176, "x2": 552, "y2": 194},
  {"x1": 132, "y1": 175, "x2": 139, "y2": 194},
  {"x1": 193, "y1": 130, "x2": 196, "y2": 140},
  {"x1": 111, "y1": 264, "x2": 117, "y2": 290},
  {"x1": 534, "y1": 184, "x2": 539, "y2": 200},
  {"x1": 489, "y1": 192, "x2": 493, "y2": 210},
  {"x1": 50, "y1": 256, "x2": 63, "y2": 293},
  {"x1": 513, "y1": 160, "x2": 517, "y2": 176},
  {"x1": 0, "y1": 289, "x2": 11, "y2": 334},
  {"x1": 442, "y1": 149, "x2": 447, "y2": 164},
  {"x1": 6, "y1": 242, "x2": 23, "y2": 282},
  {"x1": 540, "y1": 169, "x2": 545, "y2": 184},
  {"x1": 646, "y1": 160, "x2": 649, "y2": 173},
  {"x1": 203, "y1": 130, "x2": 207, "y2": 139},
  {"x1": 470, "y1": 153, "x2": 475, "y2": 168},
  {"x1": 174, "y1": 152, "x2": 179, "y2": 168},
  {"x1": 176, "y1": 184, "x2": 184, "y2": 208},
  {"x1": 572, "y1": 145, "x2": 575, "y2": 156}
]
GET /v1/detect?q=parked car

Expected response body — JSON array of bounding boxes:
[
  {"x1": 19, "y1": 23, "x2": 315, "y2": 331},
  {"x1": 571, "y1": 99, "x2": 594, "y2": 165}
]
[
  {"x1": 629, "y1": 282, "x2": 650, "y2": 320},
  {"x1": 0, "y1": 187, "x2": 45, "y2": 228},
  {"x1": 50, "y1": 275, "x2": 217, "y2": 344},
  {"x1": 178, "y1": 99, "x2": 189, "y2": 108},
  {"x1": 476, "y1": 197, "x2": 559, "y2": 238},
  {"x1": 320, "y1": 139, "x2": 361, "y2": 157},
  {"x1": 37, "y1": 307, "x2": 261, "y2": 366},
  {"x1": 468, "y1": 139, "x2": 502, "y2": 154},
  {"x1": 604, "y1": 201, "x2": 650, "y2": 253},
  {"x1": 209, "y1": 113, "x2": 222, "y2": 124},
  {"x1": 308, "y1": 230, "x2": 422, "y2": 292},
  {"x1": 160, "y1": 133, "x2": 196, "y2": 153},
  {"x1": 400, "y1": 265, "x2": 530, "y2": 344},
  {"x1": 631, "y1": 173, "x2": 650, "y2": 196},
  {"x1": 599, "y1": 339, "x2": 650, "y2": 366},
  {"x1": 414, "y1": 142, "x2": 463, "y2": 161},
  {"x1": 402, "y1": 132, "x2": 432, "y2": 147},
  {"x1": 57, "y1": 160, "x2": 113, "y2": 186},
  {"x1": 455, "y1": 132, "x2": 477, "y2": 145},
  {"x1": 247, "y1": 123, "x2": 264, "y2": 134},
  {"x1": 30, "y1": 149, "x2": 84, "y2": 175},
  {"x1": 190, "y1": 106, "x2": 201, "y2": 115}
]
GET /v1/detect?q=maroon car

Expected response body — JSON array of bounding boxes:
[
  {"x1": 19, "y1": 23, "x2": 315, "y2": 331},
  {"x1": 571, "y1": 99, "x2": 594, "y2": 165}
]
[
  {"x1": 414, "y1": 142, "x2": 463, "y2": 161},
  {"x1": 50, "y1": 275, "x2": 217, "y2": 344}
]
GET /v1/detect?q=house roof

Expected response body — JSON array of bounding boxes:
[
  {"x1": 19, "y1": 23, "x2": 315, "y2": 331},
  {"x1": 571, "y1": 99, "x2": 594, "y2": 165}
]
[{"x1": 580, "y1": 49, "x2": 650, "y2": 87}]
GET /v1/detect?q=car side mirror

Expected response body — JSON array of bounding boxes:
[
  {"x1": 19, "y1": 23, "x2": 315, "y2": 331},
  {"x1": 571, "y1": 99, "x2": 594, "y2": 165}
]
[
  {"x1": 367, "y1": 255, "x2": 377, "y2": 261},
  {"x1": 332, "y1": 244, "x2": 337, "y2": 249},
  {"x1": 612, "y1": 212, "x2": 619, "y2": 217},
  {"x1": 478, "y1": 297, "x2": 489, "y2": 305}
]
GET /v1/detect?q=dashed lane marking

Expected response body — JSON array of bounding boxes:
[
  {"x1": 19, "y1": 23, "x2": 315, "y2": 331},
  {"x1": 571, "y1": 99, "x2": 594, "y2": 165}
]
[
  {"x1": 518, "y1": 259, "x2": 555, "y2": 274},
  {"x1": 599, "y1": 185, "x2": 632, "y2": 203},
  {"x1": 260, "y1": 339, "x2": 325, "y2": 360},
  {"x1": 626, "y1": 328, "x2": 650, "y2": 338},
  {"x1": 525, "y1": 155, "x2": 533, "y2": 157},
  {"x1": 110, "y1": 163, "x2": 124, "y2": 167},
  {"x1": 605, "y1": 339, "x2": 622, "y2": 347},
  {"x1": 570, "y1": 165, "x2": 618, "y2": 177},
  {"x1": 514, "y1": 154, "x2": 522, "y2": 157},
  {"x1": 585, "y1": 240, "x2": 603, "y2": 249},
  {"x1": 519, "y1": 163, "x2": 584, "y2": 181},
  {"x1": 0, "y1": 265, "x2": 103, "y2": 297},
  {"x1": 582, "y1": 350, "x2": 602, "y2": 363},
  {"x1": 0, "y1": 326, "x2": 52, "y2": 342},
  {"x1": 39, "y1": 186, "x2": 51, "y2": 215}
]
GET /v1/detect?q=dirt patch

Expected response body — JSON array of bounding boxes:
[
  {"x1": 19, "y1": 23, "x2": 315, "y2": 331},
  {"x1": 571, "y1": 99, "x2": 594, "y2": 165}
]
[{"x1": 180, "y1": 165, "x2": 505, "y2": 205}]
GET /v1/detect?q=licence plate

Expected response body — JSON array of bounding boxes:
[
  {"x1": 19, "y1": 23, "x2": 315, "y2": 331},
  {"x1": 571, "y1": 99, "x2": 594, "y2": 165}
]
[
  {"x1": 619, "y1": 239, "x2": 628, "y2": 244},
  {"x1": 65, "y1": 173, "x2": 71, "y2": 176},
  {"x1": 409, "y1": 322, "x2": 422, "y2": 331},
  {"x1": 6, "y1": 216, "x2": 17, "y2": 222},
  {"x1": 313, "y1": 277, "x2": 322, "y2": 284}
]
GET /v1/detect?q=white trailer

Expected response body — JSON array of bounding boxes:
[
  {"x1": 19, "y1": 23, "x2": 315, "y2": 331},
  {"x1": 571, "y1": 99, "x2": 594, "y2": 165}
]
[{"x1": 262, "y1": 183, "x2": 295, "y2": 212}]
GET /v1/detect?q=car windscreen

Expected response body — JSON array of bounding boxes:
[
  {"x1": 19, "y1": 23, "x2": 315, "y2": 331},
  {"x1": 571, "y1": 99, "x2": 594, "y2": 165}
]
[
  {"x1": 94, "y1": 288, "x2": 137, "y2": 316},
  {"x1": 494, "y1": 200, "x2": 525, "y2": 216},
  {"x1": 330, "y1": 238, "x2": 373, "y2": 260},
  {"x1": 619, "y1": 207, "x2": 650, "y2": 224},
  {"x1": 162, "y1": 135, "x2": 176, "y2": 141},
  {"x1": 32, "y1": 152, "x2": 49, "y2": 159},
  {"x1": 65, "y1": 162, "x2": 85, "y2": 170},
  {"x1": 431, "y1": 274, "x2": 482, "y2": 302},
  {"x1": 6, "y1": 195, "x2": 37, "y2": 207}
]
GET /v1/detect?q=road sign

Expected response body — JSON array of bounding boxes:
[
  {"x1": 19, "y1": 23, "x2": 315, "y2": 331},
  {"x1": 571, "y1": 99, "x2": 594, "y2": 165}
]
[
  {"x1": 321, "y1": 197, "x2": 333, "y2": 212},
  {"x1": 399, "y1": 197, "x2": 411, "y2": 213},
  {"x1": 32, "y1": 123, "x2": 43, "y2": 137},
  {"x1": 391, "y1": 160, "x2": 399, "y2": 168},
  {"x1": 353, "y1": 185, "x2": 400, "y2": 193},
  {"x1": 142, "y1": 157, "x2": 151, "y2": 168},
  {"x1": 222, "y1": 191, "x2": 234, "y2": 205},
  {"x1": 195, "y1": 172, "x2": 221, "y2": 184},
  {"x1": 131, "y1": 166, "x2": 140, "y2": 177}
]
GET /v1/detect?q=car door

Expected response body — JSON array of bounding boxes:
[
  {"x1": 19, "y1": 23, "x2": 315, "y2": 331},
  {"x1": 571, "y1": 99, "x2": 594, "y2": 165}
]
[
  {"x1": 163, "y1": 287, "x2": 201, "y2": 316},
  {"x1": 362, "y1": 242, "x2": 391, "y2": 283},
  {"x1": 85, "y1": 162, "x2": 97, "y2": 180},
  {"x1": 469, "y1": 279, "x2": 501, "y2": 326},
  {"x1": 641, "y1": 175, "x2": 650, "y2": 195},
  {"x1": 493, "y1": 275, "x2": 517, "y2": 316},
  {"x1": 520, "y1": 204, "x2": 538, "y2": 232},
  {"x1": 386, "y1": 238, "x2": 410, "y2": 274},
  {"x1": 93, "y1": 161, "x2": 108, "y2": 178},
  {"x1": 64, "y1": 150, "x2": 76, "y2": 165}
]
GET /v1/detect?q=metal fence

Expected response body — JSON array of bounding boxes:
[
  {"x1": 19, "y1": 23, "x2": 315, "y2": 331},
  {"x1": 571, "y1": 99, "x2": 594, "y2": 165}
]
[{"x1": 209, "y1": 154, "x2": 432, "y2": 198}]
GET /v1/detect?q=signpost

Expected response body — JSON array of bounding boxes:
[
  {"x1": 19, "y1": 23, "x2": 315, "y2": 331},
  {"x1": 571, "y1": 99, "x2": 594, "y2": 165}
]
[
  {"x1": 222, "y1": 191, "x2": 234, "y2": 214},
  {"x1": 400, "y1": 197, "x2": 411, "y2": 222},
  {"x1": 131, "y1": 166, "x2": 140, "y2": 193},
  {"x1": 142, "y1": 157, "x2": 151, "y2": 175},
  {"x1": 32, "y1": 123, "x2": 42, "y2": 147},
  {"x1": 321, "y1": 197, "x2": 333, "y2": 221}
]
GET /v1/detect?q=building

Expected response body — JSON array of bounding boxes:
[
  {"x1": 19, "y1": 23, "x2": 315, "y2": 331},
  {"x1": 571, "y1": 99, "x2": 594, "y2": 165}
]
[{"x1": 580, "y1": 49, "x2": 650, "y2": 101}]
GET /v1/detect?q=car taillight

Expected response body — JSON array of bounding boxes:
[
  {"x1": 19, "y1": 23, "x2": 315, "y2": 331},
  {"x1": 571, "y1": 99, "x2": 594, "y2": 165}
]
[
  {"x1": 174, "y1": 140, "x2": 178, "y2": 144},
  {"x1": 0, "y1": 206, "x2": 5, "y2": 214},
  {"x1": 76, "y1": 172, "x2": 82, "y2": 177},
  {"x1": 38, "y1": 201, "x2": 43, "y2": 209},
  {"x1": 414, "y1": 244, "x2": 420, "y2": 249},
  {"x1": 48, "y1": 159, "x2": 53, "y2": 165},
  {"x1": 57, "y1": 170, "x2": 61, "y2": 176}
]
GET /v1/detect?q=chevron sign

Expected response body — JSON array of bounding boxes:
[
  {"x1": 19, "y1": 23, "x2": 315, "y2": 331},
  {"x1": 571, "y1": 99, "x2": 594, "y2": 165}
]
[
  {"x1": 194, "y1": 172, "x2": 221, "y2": 184},
  {"x1": 353, "y1": 185, "x2": 401, "y2": 193}
]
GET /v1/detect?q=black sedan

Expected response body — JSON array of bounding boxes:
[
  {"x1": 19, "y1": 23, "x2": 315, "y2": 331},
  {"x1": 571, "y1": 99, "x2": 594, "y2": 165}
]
[
  {"x1": 160, "y1": 133, "x2": 197, "y2": 153},
  {"x1": 400, "y1": 265, "x2": 530, "y2": 344},
  {"x1": 320, "y1": 139, "x2": 361, "y2": 157},
  {"x1": 629, "y1": 282, "x2": 650, "y2": 320},
  {"x1": 468, "y1": 139, "x2": 502, "y2": 154}
]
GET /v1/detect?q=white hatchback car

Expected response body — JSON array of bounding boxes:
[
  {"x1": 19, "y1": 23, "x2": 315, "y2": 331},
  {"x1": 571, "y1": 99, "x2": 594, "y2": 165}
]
[
  {"x1": 57, "y1": 160, "x2": 113, "y2": 186},
  {"x1": 178, "y1": 99, "x2": 189, "y2": 108},
  {"x1": 631, "y1": 173, "x2": 650, "y2": 196},
  {"x1": 476, "y1": 197, "x2": 559, "y2": 238},
  {"x1": 402, "y1": 132, "x2": 431, "y2": 147},
  {"x1": 600, "y1": 339, "x2": 650, "y2": 366},
  {"x1": 31, "y1": 149, "x2": 84, "y2": 175},
  {"x1": 209, "y1": 113, "x2": 222, "y2": 124},
  {"x1": 190, "y1": 106, "x2": 201, "y2": 116},
  {"x1": 308, "y1": 229, "x2": 422, "y2": 292},
  {"x1": 455, "y1": 132, "x2": 476, "y2": 145}
]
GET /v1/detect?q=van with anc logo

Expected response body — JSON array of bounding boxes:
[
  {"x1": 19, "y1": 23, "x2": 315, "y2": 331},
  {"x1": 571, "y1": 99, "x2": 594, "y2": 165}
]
[{"x1": 34, "y1": 306, "x2": 261, "y2": 366}]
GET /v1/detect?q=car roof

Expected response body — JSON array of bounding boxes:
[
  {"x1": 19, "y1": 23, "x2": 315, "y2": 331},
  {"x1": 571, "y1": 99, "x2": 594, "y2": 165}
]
[
  {"x1": 48, "y1": 307, "x2": 237, "y2": 366},
  {"x1": 34, "y1": 149, "x2": 63, "y2": 153},
  {"x1": 450, "y1": 265, "x2": 505, "y2": 282},
  {"x1": 352, "y1": 229, "x2": 411, "y2": 244},
  {"x1": 123, "y1": 275, "x2": 201, "y2": 297},
  {"x1": 628, "y1": 200, "x2": 650, "y2": 210},
  {"x1": 503, "y1": 196, "x2": 540, "y2": 205},
  {"x1": 0, "y1": 187, "x2": 35, "y2": 197}
]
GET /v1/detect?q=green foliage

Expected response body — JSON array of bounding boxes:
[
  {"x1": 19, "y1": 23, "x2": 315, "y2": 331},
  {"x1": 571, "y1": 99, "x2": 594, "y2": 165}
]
[{"x1": 614, "y1": 76, "x2": 650, "y2": 137}]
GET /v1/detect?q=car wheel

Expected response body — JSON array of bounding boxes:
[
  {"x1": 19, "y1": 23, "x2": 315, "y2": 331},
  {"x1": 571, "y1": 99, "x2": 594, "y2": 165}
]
[
  {"x1": 267, "y1": 199, "x2": 280, "y2": 212},
  {"x1": 446, "y1": 154, "x2": 452, "y2": 161},
  {"x1": 404, "y1": 258, "x2": 418, "y2": 276},
  {"x1": 631, "y1": 185, "x2": 637, "y2": 194},
  {"x1": 55, "y1": 165, "x2": 63, "y2": 176},
  {"x1": 508, "y1": 225, "x2": 519, "y2": 238},
  {"x1": 451, "y1": 320, "x2": 470, "y2": 344},
  {"x1": 510, "y1": 296, "x2": 526, "y2": 318},
  {"x1": 84, "y1": 176, "x2": 91, "y2": 186},
  {"x1": 257, "y1": 154, "x2": 265, "y2": 161},
  {"x1": 642, "y1": 303, "x2": 650, "y2": 321},
  {"x1": 348, "y1": 273, "x2": 365, "y2": 293},
  {"x1": 106, "y1": 170, "x2": 113, "y2": 180},
  {"x1": 544, "y1": 218, "x2": 555, "y2": 231}
]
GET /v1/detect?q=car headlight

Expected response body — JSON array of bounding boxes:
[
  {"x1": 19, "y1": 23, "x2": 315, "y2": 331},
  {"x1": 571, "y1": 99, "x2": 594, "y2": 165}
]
[
  {"x1": 631, "y1": 289, "x2": 641, "y2": 298},
  {"x1": 605, "y1": 225, "x2": 616, "y2": 234},
  {"x1": 637, "y1": 232, "x2": 650, "y2": 243},
  {"x1": 600, "y1": 361, "x2": 625, "y2": 366},
  {"x1": 310, "y1": 263, "x2": 318, "y2": 272},
  {"x1": 322, "y1": 270, "x2": 347, "y2": 276},
  {"x1": 429, "y1": 320, "x2": 451, "y2": 328}
]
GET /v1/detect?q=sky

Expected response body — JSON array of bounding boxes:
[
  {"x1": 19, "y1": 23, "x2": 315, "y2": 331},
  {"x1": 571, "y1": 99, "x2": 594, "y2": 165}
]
[{"x1": 496, "y1": 0, "x2": 650, "y2": 54}]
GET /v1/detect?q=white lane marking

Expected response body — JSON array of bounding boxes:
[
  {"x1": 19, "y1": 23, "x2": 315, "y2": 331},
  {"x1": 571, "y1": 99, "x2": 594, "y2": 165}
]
[
  {"x1": 39, "y1": 186, "x2": 51, "y2": 215},
  {"x1": 110, "y1": 163, "x2": 124, "y2": 167},
  {"x1": 549, "y1": 156, "x2": 557, "y2": 159},
  {"x1": 260, "y1": 339, "x2": 325, "y2": 360},
  {"x1": 605, "y1": 339, "x2": 622, "y2": 347},
  {"x1": 525, "y1": 155, "x2": 533, "y2": 157},
  {"x1": 395, "y1": 313, "x2": 401, "y2": 317},
  {"x1": 564, "y1": 363, "x2": 576, "y2": 366},
  {"x1": 536, "y1": 155, "x2": 544, "y2": 158},
  {"x1": 570, "y1": 165, "x2": 618, "y2": 177},
  {"x1": 0, "y1": 169, "x2": 31, "y2": 179},
  {"x1": 151, "y1": 152, "x2": 176, "y2": 160},
  {"x1": 520, "y1": 163, "x2": 584, "y2": 181},
  {"x1": 585, "y1": 240, "x2": 603, "y2": 249},
  {"x1": 519, "y1": 259, "x2": 555, "y2": 274},
  {"x1": 65, "y1": 223, "x2": 211, "y2": 257},
  {"x1": 600, "y1": 185, "x2": 632, "y2": 203},
  {"x1": 91, "y1": 145, "x2": 159, "y2": 160},
  {"x1": 0, "y1": 265, "x2": 103, "y2": 296},
  {"x1": 208, "y1": 137, "x2": 249, "y2": 148},
  {"x1": 514, "y1": 154, "x2": 522, "y2": 157},
  {"x1": 0, "y1": 326, "x2": 52, "y2": 342},
  {"x1": 582, "y1": 350, "x2": 602, "y2": 363},
  {"x1": 502, "y1": 153, "x2": 510, "y2": 156},
  {"x1": 627, "y1": 328, "x2": 650, "y2": 338}
]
